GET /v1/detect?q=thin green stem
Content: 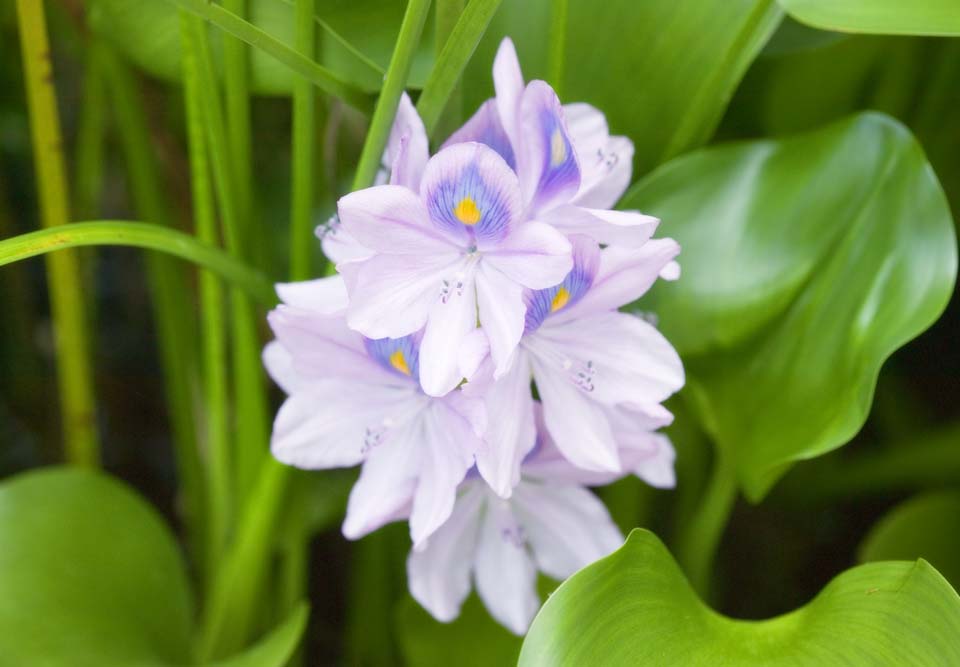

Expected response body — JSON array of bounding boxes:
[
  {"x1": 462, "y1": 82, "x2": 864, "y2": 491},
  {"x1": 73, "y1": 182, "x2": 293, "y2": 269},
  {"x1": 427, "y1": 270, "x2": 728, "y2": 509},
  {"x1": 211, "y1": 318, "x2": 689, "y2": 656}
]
[
  {"x1": 222, "y1": 0, "x2": 253, "y2": 254},
  {"x1": 167, "y1": 0, "x2": 374, "y2": 112},
  {"x1": 0, "y1": 222, "x2": 276, "y2": 305},
  {"x1": 416, "y1": 0, "x2": 504, "y2": 137},
  {"x1": 352, "y1": 0, "x2": 433, "y2": 191},
  {"x1": 15, "y1": 0, "x2": 99, "y2": 467},
  {"x1": 676, "y1": 447, "x2": 738, "y2": 598},
  {"x1": 289, "y1": 0, "x2": 316, "y2": 281},
  {"x1": 182, "y1": 13, "x2": 231, "y2": 589},
  {"x1": 431, "y1": 0, "x2": 466, "y2": 140},
  {"x1": 102, "y1": 48, "x2": 206, "y2": 573},
  {"x1": 74, "y1": 45, "x2": 107, "y2": 221},
  {"x1": 186, "y1": 14, "x2": 271, "y2": 518},
  {"x1": 547, "y1": 0, "x2": 568, "y2": 95}
]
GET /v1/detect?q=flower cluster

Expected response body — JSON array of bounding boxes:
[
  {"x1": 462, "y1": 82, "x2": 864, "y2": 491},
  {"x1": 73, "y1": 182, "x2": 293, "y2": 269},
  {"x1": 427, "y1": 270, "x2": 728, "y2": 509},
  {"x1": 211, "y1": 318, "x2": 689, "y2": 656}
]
[{"x1": 264, "y1": 39, "x2": 684, "y2": 634}]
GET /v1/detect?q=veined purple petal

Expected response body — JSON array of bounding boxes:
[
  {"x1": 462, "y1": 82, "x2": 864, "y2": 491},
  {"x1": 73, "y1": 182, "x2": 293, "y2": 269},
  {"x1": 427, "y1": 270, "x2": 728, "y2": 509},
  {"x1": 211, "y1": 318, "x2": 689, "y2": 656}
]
[
  {"x1": 442, "y1": 99, "x2": 516, "y2": 170},
  {"x1": 524, "y1": 235, "x2": 599, "y2": 333},
  {"x1": 518, "y1": 81, "x2": 580, "y2": 214},
  {"x1": 493, "y1": 38, "x2": 524, "y2": 151},
  {"x1": 421, "y1": 142, "x2": 522, "y2": 244},
  {"x1": 386, "y1": 92, "x2": 429, "y2": 190},
  {"x1": 364, "y1": 333, "x2": 422, "y2": 382}
]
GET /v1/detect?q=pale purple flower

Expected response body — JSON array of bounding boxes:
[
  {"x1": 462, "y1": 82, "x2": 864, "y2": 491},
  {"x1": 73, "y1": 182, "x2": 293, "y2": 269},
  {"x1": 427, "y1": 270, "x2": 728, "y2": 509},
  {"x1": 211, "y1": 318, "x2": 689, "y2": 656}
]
[
  {"x1": 407, "y1": 403, "x2": 675, "y2": 635},
  {"x1": 337, "y1": 141, "x2": 573, "y2": 397},
  {"x1": 463, "y1": 235, "x2": 684, "y2": 492},
  {"x1": 264, "y1": 276, "x2": 485, "y2": 547}
]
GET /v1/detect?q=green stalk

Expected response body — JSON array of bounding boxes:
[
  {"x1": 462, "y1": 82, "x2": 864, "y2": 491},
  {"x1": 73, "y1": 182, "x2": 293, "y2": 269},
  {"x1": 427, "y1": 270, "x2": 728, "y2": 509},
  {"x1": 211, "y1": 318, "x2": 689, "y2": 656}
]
[
  {"x1": 0, "y1": 222, "x2": 276, "y2": 305},
  {"x1": 15, "y1": 0, "x2": 99, "y2": 467},
  {"x1": 352, "y1": 0, "x2": 433, "y2": 191},
  {"x1": 222, "y1": 0, "x2": 253, "y2": 253},
  {"x1": 431, "y1": 0, "x2": 466, "y2": 140},
  {"x1": 167, "y1": 0, "x2": 374, "y2": 112},
  {"x1": 547, "y1": 0, "x2": 568, "y2": 95},
  {"x1": 182, "y1": 13, "x2": 232, "y2": 588},
  {"x1": 102, "y1": 48, "x2": 206, "y2": 572},
  {"x1": 675, "y1": 447, "x2": 738, "y2": 598},
  {"x1": 73, "y1": 45, "x2": 107, "y2": 221},
  {"x1": 289, "y1": 0, "x2": 316, "y2": 281},
  {"x1": 186, "y1": 15, "x2": 271, "y2": 518},
  {"x1": 416, "y1": 0, "x2": 504, "y2": 137}
]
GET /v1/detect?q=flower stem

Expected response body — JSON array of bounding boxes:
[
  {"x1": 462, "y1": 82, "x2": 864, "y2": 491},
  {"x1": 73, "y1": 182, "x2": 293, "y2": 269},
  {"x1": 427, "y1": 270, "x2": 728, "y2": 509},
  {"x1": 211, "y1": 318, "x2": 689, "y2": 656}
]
[
  {"x1": 182, "y1": 14, "x2": 231, "y2": 589},
  {"x1": 351, "y1": 0, "x2": 433, "y2": 191},
  {"x1": 675, "y1": 446, "x2": 738, "y2": 598},
  {"x1": 15, "y1": 0, "x2": 99, "y2": 467},
  {"x1": 289, "y1": 0, "x2": 316, "y2": 281}
]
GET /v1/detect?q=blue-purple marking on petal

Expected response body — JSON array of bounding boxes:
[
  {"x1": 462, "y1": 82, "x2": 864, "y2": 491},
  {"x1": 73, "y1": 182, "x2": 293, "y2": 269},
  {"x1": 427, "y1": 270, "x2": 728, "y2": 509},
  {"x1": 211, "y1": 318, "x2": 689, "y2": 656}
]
[
  {"x1": 524, "y1": 239, "x2": 598, "y2": 332},
  {"x1": 443, "y1": 100, "x2": 516, "y2": 170},
  {"x1": 426, "y1": 162, "x2": 513, "y2": 244},
  {"x1": 533, "y1": 107, "x2": 579, "y2": 208},
  {"x1": 364, "y1": 334, "x2": 421, "y2": 382}
]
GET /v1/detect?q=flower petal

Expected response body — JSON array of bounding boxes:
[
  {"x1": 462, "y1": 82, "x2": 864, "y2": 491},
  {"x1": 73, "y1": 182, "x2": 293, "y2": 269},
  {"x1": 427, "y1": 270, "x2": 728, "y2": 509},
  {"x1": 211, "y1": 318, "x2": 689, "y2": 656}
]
[
  {"x1": 475, "y1": 263, "x2": 526, "y2": 377},
  {"x1": 517, "y1": 80, "x2": 580, "y2": 214},
  {"x1": 319, "y1": 224, "x2": 372, "y2": 265},
  {"x1": 556, "y1": 237, "x2": 681, "y2": 322},
  {"x1": 275, "y1": 275, "x2": 349, "y2": 314},
  {"x1": 409, "y1": 403, "x2": 479, "y2": 546},
  {"x1": 346, "y1": 253, "x2": 462, "y2": 340},
  {"x1": 442, "y1": 99, "x2": 516, "y2": 170},
  {"x1": 421, "y1": 142, "x2": 522, "y2": 245},
  {"x1": 342, "y1": 423, "x2": 421, "y2": 540},
  {"x1": 407, "y1": 484, "x2": 484, "y2": 622},
  {"x1": 512, "y1": 480, "x2": 623, "y2": 580},
  {"x1": 262, "y1": 341, "x2": 299, "y2": 395},
  {"x1": 267, "y1": 306, "x2": 398, "y2": 384},
  {"x1": 271, "y1": 381, "x2": 416, "y2": 469},
  {"x1": 531, "y1": 355, "x2": 621, "y2": 472},
  {"x1": 532, "y1": 311, "x2": 684, "y2": 406},
  {"x1": 386, "y1": 92, "x2": 429, "y2": 190},
  {"x1": 470, "y1": 352, "x2": 535, "y2": 498},
  {"x1": 419, "y1": 270, "x2": 478, "y2": 397},
  {"x1": 482, "y1": 221, "x2": 572, "y2": 288},
  {"x1": 493, "y1": 38, "x2": 524, "y2": 152},
  {"x1": 548, "y1": 205, "x2": 659, "y2": 248},
  {"x1": 523, "y1": 234, "x2": 599, "y2": 333},
  {"x1": 338, "y1": 184, "x2": 460, "y2": 253},
  {"x1": 473, "y1": 495, "x2": 539, "y2": 635}
]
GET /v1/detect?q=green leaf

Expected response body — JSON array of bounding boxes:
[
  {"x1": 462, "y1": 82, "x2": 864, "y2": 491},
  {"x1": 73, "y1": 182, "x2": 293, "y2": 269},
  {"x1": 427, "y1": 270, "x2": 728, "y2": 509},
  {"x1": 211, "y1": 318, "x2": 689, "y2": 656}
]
[
  {"x1": 0, "y1": 467, "x2": 195, "y2": 666},
  {"x1": 778, "y1": 0, "x2": 960, "y2": 36},
  {"x1": 559, "y1": 0, "x2": 783, "y2": 174},
  {"x1": 860, "y1": 491, "x2": 960, "y2": 589},
  {"x1": 520, "y1": 529, "x2": 960, "y2": 666},
  {"x1": 396, "y1": 595, "x2": 523, "y2": 666},
  {"x1": 87, "y1": 0, "x2": 434, "y2": 96},
  {"x1": 622, "y1": 113, "x2": 957, "y2": 501}
]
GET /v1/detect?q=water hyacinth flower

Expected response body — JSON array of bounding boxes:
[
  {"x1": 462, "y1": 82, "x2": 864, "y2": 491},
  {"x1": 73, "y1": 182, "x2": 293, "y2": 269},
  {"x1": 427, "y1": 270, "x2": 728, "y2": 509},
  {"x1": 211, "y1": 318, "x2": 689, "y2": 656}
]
[
  {"x1": 337, "y1": 141, "x2": 574, "y2": 397},
  {"x1": 407, "y1": 404, "x2": 676, "y2": 635},
  {"x1": 263, "y1": 277, "x2": 485, "y2": 546}
]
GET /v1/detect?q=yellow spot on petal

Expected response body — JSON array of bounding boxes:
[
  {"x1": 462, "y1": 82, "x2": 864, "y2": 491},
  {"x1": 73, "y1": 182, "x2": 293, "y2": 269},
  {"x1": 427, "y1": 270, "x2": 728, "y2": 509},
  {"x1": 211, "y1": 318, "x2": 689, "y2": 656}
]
[
  {"x1": 551, "y1": 287, "x2": 570, "y2": 312},
  {"x1": 550, "y1": 127, "x2": 567, "y2": 166},
  {"x1": 389, "y1": 349, "x2": 411, "y2": 375},
  {"x1": 454, "y1": 196, "x2": 481, "y2": 225}
]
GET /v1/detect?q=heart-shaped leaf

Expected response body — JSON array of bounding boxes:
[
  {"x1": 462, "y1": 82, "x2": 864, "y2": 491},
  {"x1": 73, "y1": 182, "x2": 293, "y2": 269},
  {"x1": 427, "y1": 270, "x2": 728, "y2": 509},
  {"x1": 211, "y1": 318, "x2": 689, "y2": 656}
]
[
  {"x1": 859, "y1": 491, "x2": 960, "y2": 589},
  {"x1": 0, "y1": 467, "x2": 306, "y2": 666},
  {"x1": 622, "y1": 113, "x2": 957, "y2": 501},
  {"x1": 520, "y1": 529, "x2": 960, "y2": 665},
  {"x1": 778, "y1": 0, "x2": 960, "y2": 36}
]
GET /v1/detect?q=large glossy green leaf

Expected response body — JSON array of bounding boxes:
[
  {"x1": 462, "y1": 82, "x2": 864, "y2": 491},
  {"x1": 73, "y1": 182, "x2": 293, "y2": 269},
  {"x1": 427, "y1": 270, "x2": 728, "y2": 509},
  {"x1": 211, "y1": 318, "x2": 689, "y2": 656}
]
[
  {"x1": 520, "y1": 529, "x2": 960, "y2": 665},
  {"x1": 0, "y1": 467, "x2": 195, "y2": 666},
  {"x1": 779, "y1": 0, "x2": 960, "y2": 36},
  {"x1": 860, "y1": 491, "x2": 960, "y2": 589},
  {"x1": 0, "y1": 467, "x2": 307, "y2": 667},
  {"x1": 622, "y1": 113, "x2": 957, "y2": 501},
  {"x1": 87, "y1": 0, "x2": 434, "y2": 95},
  {"x1": 464, "y1": 0, "x2": 782, "y2": 175}
]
